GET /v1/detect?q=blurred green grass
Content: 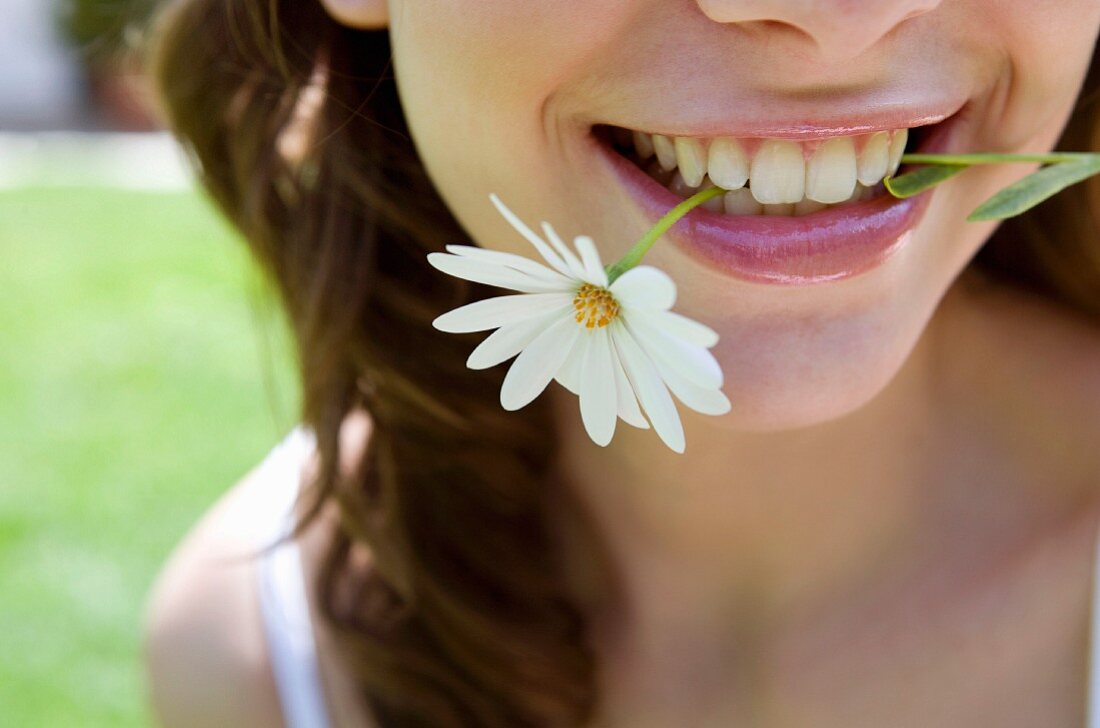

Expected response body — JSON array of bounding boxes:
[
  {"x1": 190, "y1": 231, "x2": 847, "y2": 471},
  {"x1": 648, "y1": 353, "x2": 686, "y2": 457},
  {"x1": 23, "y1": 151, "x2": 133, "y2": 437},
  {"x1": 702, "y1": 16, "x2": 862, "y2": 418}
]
[{"x1": 0, "y1": 187, "x2": 299, "y2": 726}]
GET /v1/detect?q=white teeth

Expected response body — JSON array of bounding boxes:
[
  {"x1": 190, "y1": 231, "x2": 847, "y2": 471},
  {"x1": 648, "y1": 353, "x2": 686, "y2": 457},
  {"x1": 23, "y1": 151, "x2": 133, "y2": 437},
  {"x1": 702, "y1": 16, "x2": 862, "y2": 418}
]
[
  {"x1": 857, "y1": 131, "x2": 890, "y2": 186},
  {"x1": 674, "y1": 137, "x2": 708, "y2": 188},
  {"x1": 750, "y1": 140, "x2": 805, "y2": 204},
  {"x1": 707, "y1": 137, "x2": 749, "y2": 190},
  {"x1": 624, "y1": 126, "x2": 913, "y2": 193},
  {"x1": 663, "y1": 175, "x2": 879, "y2": 216},
  {"x1": 723, "y1": 188, "x2": 762, "y2": 215},
  {"x1": 887, "y1": 128, "x2": 908, "y2": 176},
  {"x1": 625, "y1": 123, "x2": 917, "y2": 216},
  {"x1": 653, "y1": 134, "x2": 677, "y2": 171},
  {"x1": 805, "y1": 136, "x2": 857, "y2": 204}
]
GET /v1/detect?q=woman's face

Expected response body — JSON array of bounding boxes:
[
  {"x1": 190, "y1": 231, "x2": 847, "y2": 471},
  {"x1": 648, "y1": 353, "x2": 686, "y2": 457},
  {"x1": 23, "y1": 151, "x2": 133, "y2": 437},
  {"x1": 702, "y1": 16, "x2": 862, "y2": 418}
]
[{"x1": 385, "y1": 0, "x2": 1100, "y2": 430}]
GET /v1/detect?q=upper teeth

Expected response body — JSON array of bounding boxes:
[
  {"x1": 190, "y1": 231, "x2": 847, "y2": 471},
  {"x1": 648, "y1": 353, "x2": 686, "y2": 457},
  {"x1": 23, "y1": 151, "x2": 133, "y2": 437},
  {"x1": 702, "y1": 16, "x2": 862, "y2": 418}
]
[{"x1": 626, "y1": 128, "x2": 909, "y2": 207}]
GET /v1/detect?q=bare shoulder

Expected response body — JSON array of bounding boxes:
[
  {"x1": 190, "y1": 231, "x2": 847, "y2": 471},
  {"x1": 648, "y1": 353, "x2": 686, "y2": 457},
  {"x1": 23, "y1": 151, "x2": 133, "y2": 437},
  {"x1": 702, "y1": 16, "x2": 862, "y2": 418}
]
[
  {"x1": 143, "y1": 411, "x2": 376, "y2": 728},
  {"x1": 142, "y1": 441, "x2": 289, "y2": 727}
]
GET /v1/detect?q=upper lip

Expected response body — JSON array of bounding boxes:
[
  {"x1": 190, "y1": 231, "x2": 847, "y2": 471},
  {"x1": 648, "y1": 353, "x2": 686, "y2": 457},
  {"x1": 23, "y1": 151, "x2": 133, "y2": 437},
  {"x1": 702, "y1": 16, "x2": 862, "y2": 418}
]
[{"x1": 602, "y1": 98, "x2": 969, "y2": 141}]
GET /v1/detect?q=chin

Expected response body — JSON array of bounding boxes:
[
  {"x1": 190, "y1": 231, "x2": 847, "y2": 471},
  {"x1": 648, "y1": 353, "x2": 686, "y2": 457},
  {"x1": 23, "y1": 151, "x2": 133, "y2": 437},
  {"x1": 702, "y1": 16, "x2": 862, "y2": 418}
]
[{"x1": 702, "y1": 298, "x2": 928, "y2": 432}]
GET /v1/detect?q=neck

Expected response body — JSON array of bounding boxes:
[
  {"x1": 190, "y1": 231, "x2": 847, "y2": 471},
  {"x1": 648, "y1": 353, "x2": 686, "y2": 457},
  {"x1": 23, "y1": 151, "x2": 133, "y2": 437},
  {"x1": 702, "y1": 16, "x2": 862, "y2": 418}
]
[{"x1": 546, "y1": 282, "x2": 959, "y2": 645}]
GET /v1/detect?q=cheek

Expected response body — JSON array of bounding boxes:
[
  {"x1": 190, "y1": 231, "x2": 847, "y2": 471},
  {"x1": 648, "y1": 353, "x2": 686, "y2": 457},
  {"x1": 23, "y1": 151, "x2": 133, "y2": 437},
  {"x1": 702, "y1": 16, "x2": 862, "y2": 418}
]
[
  {"x1": 390, "y1": 1, "x2": 630, "y2": 256},
  {"x1": 393, "y1": 0, "x2": 629, "y2": 84},
  {"x1": 390, "y1": 1, "x2": 623, "y2": 157},
  {"x1": 974, "y1": 0, "x2": 1100, "y2": 151}
]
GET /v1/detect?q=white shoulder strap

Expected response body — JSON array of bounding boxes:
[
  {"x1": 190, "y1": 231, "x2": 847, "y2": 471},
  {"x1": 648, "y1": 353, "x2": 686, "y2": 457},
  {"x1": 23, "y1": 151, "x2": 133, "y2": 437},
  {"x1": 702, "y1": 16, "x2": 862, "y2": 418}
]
[{"x1": 255, "y1": 427, "x2": 333, "y2": 728}]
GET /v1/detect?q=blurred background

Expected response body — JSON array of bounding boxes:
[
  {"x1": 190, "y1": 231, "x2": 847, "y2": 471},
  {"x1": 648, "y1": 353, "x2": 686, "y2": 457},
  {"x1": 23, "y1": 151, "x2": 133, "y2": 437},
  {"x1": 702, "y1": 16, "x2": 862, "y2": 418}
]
[{"x1": 1, "y1": 0, "x2": 300, "y2": 724}]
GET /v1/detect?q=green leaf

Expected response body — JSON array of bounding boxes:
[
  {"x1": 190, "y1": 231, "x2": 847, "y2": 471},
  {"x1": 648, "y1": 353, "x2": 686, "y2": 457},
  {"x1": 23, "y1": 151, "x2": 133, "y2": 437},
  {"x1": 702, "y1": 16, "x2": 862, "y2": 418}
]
[
  {"x1": 883, "y1": 165, "x2": 967, "y2": 198},
  {"x1": 967, "y1": 157, "x2": 1100, "y2": 221}
]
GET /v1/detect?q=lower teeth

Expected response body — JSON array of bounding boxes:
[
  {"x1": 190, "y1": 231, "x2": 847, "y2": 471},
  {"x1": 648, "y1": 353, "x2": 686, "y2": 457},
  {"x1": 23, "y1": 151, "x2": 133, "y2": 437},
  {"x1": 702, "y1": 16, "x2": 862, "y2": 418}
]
[{"x1": 641, "y1": 157, "x2": 886, "y2": 217}]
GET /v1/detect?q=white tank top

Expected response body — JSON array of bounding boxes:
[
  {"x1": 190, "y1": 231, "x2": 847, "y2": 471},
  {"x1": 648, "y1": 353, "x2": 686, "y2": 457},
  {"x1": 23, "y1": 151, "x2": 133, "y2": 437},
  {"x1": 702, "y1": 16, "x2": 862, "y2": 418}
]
[
  {"x1": 255, "y1": 427, "x2": 1100, "y2": 728},
  {"x1": 255, "y1": 427, "x2": 332, "y2": 728}
]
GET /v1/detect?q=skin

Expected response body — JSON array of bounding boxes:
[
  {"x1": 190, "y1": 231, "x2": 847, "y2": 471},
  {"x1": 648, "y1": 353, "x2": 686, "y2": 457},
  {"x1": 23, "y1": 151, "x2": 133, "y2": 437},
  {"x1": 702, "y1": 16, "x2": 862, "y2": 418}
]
[{"x1": 145, "y1": 1, "x2": 1100, "y2": 726}]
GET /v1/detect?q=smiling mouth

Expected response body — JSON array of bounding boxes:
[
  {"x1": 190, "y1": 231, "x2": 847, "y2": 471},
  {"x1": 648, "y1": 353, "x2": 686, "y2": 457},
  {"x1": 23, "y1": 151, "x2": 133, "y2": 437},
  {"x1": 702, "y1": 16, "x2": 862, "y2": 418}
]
[
  {"x1": 588, "y1": 110, "x2": 963, "y2": 284},
  {"x1": 593, "y1": 122, "x2": 938, "y2": 217}
]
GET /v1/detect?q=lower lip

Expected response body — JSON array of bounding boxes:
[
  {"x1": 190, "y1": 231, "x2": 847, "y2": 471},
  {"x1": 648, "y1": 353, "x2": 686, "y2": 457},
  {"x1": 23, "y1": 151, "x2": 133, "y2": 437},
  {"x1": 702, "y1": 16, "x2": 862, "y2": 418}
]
[{"x1": 595, "y1": 122, "x2": 956, "y2": 285}]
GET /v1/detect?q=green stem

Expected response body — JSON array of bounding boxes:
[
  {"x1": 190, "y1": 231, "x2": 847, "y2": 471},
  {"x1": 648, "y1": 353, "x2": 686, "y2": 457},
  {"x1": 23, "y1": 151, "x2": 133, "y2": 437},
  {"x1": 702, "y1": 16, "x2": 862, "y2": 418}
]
[
  {"x1": 900, "y1": 152, "x2": 1093, "y2": 166},
  {"x1": 605, "y1": 186, "x2": 726, "y2": 284}
]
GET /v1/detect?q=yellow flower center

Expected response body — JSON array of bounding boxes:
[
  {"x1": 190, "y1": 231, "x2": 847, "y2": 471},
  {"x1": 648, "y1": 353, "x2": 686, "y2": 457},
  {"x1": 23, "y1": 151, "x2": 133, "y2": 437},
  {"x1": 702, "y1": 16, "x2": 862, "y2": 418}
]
[{"x1": 573, "y1": 284, "x2": 620, "y2": 329}]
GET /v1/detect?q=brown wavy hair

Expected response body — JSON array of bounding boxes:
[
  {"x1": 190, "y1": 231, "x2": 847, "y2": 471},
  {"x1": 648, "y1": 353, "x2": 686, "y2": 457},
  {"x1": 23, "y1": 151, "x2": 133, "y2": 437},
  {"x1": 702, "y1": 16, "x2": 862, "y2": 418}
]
[{"x1": 147, "y1": 1, "x2": 1100, "y2": 724}]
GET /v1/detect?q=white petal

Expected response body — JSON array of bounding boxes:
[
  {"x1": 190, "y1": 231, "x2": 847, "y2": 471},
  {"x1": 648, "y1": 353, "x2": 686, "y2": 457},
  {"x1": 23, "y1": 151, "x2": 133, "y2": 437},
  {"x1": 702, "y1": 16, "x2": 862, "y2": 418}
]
[
  {"x1": 646, "y1": 351, "x2": 731, "y2": 415},
  {"x1": 573, "y1": 236, "x2": 609, "y2": 287},
  {"x1": 500, "y1": 317, "x2": 582, "y2": 411},
  {"x1": 609, "y1": 337, "x2": 649, "y2": 429},
  {"x1": 428, "y1": 253, "x2": 575, "y2": 293},
  {"x1": 611, "y1": 324, "x2": 685, "y2": 453},
  {"x1": 672, "y1": 382, "x2": 731, "y2": 416},
  {"x1": 554, "y1": 340, "x2": 584, "y2": 394},
  {"x1": 444, "y1": 245, "x2": 576, "y2": 286},
  {"x1": 540, "y1": 221, "x2": 589, "y2": 280},
  {"x1": 489, "y1": 193, "x2": 573, "y2": 276},
  {"x1": 568, "y1": 330, "x2": 591, "y2": 387},
  {"x1": 433, "y1": 293, "x2": 572, "y2": 333},
  {"x1": 625, "y1": 317, "x2": 723, "y2": 389},
  {"x1": 466, "y1": 308, "x2": 568, "y2": 369},
  {"x1": 579, "y1": 330, "x2": 618, "y2": 446},
  {"x1": 646, "y1": 310, "x2": 720, "y2": 348},
  {"x1": 609, "y1": 266, "x2": 676, "y2": 310}
]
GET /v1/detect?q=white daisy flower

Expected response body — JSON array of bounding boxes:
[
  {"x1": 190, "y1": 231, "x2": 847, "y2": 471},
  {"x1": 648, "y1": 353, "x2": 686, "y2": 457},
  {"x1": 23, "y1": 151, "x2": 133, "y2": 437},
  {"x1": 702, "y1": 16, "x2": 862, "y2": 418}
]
[{"x1": 428, "y1": 193, "x2": 730, "y2": 453}]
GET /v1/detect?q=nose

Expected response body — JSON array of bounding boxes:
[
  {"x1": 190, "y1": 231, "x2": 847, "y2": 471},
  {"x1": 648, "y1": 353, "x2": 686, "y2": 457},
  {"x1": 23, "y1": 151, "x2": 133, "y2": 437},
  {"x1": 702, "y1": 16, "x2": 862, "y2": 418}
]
[{"x1": 694, "y1": 0, "x2": 942, "y2": 62}]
